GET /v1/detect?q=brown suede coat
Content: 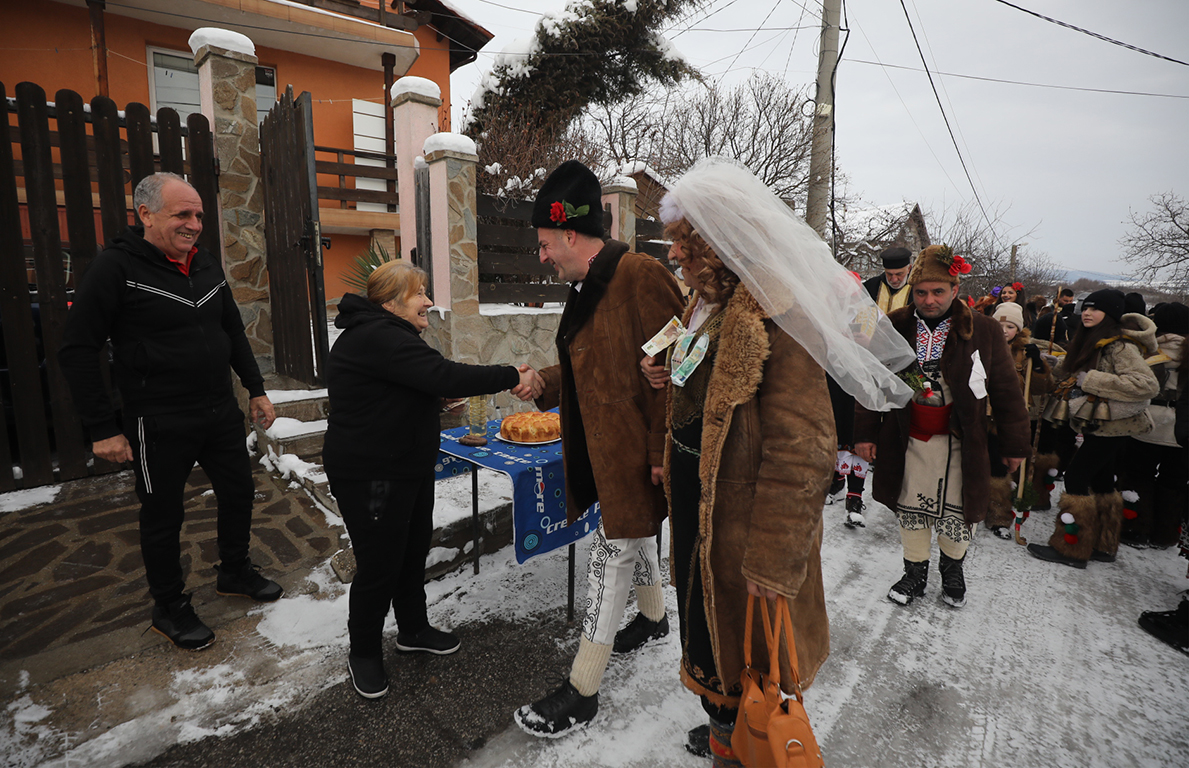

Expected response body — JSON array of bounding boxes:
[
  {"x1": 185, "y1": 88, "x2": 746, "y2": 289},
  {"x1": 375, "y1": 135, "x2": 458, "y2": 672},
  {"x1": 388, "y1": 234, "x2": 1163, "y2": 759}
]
[
  {"x1": 664, "y1": 287, "x2": 834, "y2": 700},
  {"x1": 854, "y1": 299, "x2": 1031, "y2": 525},
  {"x1": 537, "y1": 241, "x2": 684, "y2": 539}
]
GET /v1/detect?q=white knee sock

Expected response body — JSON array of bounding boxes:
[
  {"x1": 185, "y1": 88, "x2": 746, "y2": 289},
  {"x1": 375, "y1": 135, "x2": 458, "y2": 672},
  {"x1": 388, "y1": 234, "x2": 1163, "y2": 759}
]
[
  {"x1": 635, "y1": 583, "x2": 666, "y2": 622},
  {"x1": 569, "y1": 636, "x2": 613, "y2": 697}
]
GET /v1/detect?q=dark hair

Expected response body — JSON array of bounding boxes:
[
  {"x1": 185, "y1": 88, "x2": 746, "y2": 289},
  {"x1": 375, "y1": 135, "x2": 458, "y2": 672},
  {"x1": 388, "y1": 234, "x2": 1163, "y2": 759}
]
[
  {"x1": 1063, "y1": 314, "x2": 1121, "y2": 375},
  {"x1": 1060, "y1": 288, "x2": 1074, "y2": 298},
  {"x1": 664, "y1": 218, "x2": 739, "y2": 304}
]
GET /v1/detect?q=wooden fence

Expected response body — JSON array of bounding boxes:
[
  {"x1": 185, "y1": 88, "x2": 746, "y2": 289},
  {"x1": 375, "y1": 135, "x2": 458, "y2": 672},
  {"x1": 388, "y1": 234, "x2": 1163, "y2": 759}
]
[
  {"x1": 314, "y1": 144, "x2": 398, "y2": 212},
  {"x1": 0, "y1": 81, "x2": 218, "y2": 489}
]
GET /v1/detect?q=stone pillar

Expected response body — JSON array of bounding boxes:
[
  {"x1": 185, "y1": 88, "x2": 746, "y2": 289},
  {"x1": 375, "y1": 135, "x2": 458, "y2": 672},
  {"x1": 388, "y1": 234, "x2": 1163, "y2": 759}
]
[
  {"x1": 425, "y1": 135, "x2": 480, "y2": 364},
  {"x1": 391, "y1": 77, "x2": 441, "y2": 262},
  {"x1": 602, "y1": 181, "x2": 638, "y2": 249},
  {"x1": 191, "y1": 29, "x2": 272, "y2": 375},
  {"x1": 369, "y1": 228, "x2": 397, "y2": 260}
]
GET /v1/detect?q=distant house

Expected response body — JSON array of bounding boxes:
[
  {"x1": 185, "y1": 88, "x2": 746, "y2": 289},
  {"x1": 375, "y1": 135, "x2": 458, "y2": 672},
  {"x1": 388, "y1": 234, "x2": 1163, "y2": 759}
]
[
  {"x1": 837, "y1": 202, "x2": 931, "y2": 277},
  {"x1": 0, "y1": 0, "x2": 492, "y2": 301}
]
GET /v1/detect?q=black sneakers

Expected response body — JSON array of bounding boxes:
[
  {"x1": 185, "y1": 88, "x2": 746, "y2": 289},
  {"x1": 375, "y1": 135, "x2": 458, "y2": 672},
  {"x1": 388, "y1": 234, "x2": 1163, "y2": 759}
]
[
  {"x1": 887, "y1": 559, "x2": 928, "y2": 606},
  {"x1": 843, "y1": 495, "x2": 865, "y2": 528},
  {"x1": 685, "y1": 723, "x2": 711, "y2": 758},
  {"x1": 612, "y1": 612, "x2": 669, "y2": 654},
  {"x1": 1138, "y1": 600, "x2": 1189, "y2": 655},
  {"x1": 938, "y1": 552, "x2": 967, "y2": 608},
  {"x1": 215, "y1": 561, "x2": 284, "y2": 602},
  {"x1": 514, "y1": 681, "x2": 599, "y2": 738},
  {"x1": 151, "y1": 594, "x2": 215, "y2": 650},
  {"x1": 394, "y1": 626, "x2": 460, "y2": 655},
  {"x1": 348, "y1": 654, "x2": 390, "y2": 699}
]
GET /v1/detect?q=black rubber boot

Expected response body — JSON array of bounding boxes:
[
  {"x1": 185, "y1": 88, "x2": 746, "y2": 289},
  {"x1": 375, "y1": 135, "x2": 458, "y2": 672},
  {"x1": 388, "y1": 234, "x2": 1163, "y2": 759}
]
[
  {"x1": 887, "y1": 559, "x2": 928, "y2": 606},
  {"x1": 938, "y1": 551, "x2": 967, "y2": 608}
]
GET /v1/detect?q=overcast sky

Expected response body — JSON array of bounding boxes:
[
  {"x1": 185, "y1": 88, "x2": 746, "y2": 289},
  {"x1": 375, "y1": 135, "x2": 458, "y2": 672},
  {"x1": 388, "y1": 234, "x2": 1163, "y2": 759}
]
[{"x1": 446, "y1": 0, "x2": 1188, "y2": 276}]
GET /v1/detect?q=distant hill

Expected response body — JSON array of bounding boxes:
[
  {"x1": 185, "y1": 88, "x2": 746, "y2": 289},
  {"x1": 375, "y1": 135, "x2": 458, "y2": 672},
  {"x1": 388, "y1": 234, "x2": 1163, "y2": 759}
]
[{"x1": 1059, "y1": 268, "x2": 1129, "y2": 284}]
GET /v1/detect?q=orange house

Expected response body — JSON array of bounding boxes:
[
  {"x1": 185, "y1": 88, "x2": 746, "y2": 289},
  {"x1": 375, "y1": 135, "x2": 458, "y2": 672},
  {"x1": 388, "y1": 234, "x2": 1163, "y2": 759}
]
[{"x1": 0, "y1": 0, "x2": 492, "y2": 302}]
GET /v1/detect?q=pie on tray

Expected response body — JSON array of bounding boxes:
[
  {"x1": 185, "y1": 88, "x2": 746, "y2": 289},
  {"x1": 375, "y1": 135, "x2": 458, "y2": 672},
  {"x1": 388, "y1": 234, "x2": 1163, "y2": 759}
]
[{"x1": 500, "y1": 412, "x2": 561, "y2": 443}]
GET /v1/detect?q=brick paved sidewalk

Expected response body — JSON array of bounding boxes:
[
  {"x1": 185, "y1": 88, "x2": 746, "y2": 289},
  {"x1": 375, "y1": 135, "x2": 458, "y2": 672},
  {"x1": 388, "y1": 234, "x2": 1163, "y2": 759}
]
[{"x1": 0, "y1": 465, "x2": 343, "y2": 692}]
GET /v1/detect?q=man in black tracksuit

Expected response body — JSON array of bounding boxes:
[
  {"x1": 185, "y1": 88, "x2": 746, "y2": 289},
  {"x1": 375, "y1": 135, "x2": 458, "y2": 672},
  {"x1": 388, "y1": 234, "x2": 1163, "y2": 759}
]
[{"x1": 60, "y1": 173, "x2": 282, "y2": 650}]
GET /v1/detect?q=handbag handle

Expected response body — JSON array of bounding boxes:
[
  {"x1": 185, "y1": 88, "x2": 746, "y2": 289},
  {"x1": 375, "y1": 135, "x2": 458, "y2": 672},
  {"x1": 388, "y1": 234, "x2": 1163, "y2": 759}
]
[{"x1": 743, "y1": 594, "x2": 805, "y2": 700}]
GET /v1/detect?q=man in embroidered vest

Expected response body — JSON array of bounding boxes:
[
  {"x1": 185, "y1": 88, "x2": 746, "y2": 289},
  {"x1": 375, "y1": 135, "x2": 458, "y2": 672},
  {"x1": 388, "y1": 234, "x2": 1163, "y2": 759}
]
[
  {"x1": 854, "y1": 245, "x2": 1030, "y2": 608},
  {"x1": 863, "y1": 246, "x2": 914, "y2": 315},
  {"x1": 59, "y1": 173, "x2": 282, "y2": 651},
  {"x1": 512, "y1": 160, "x2": 684, "y2": 737}
]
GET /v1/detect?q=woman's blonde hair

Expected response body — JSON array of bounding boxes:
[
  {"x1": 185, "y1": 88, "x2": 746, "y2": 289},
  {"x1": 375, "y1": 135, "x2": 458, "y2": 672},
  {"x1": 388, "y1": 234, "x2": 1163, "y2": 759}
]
[
  {"x1": 663, "y1": 218, "x2": 739, "y2": 304},
  {"x1": 366, "y1": 259, "x2": 427, "y2": 307}
]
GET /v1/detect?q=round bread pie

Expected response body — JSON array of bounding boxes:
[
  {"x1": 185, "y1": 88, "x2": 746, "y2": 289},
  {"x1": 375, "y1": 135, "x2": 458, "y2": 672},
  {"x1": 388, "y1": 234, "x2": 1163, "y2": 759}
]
[{"x1": 500, "y1": 412, "x2": 561, "y2": 443}]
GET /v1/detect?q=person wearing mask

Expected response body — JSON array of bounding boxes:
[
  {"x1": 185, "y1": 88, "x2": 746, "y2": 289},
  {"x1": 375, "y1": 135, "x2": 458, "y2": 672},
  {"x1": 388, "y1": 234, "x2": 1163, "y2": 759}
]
[
  {"x1": 1028, "y1": 289, "x2": 1159, "y2": 569},
  {"x1": 644, "y1": 158, "x2": 912, "y2": 764},
  {"x1": 324, "y1": 260, "x2": 541, "y2": 699}
]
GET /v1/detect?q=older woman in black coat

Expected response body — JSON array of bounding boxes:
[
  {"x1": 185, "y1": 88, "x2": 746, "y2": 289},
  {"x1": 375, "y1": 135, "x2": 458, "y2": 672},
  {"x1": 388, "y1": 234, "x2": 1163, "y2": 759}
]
[{"x1": 324, "y1": 260, "x2": 539, "y2": 700}]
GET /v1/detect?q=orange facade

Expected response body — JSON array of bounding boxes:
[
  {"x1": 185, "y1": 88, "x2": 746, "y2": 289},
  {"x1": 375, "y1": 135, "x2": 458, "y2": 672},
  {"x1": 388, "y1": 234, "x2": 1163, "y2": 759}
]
[{"x1": 0, "y1": 0, "x2": 457, "y2": 301}]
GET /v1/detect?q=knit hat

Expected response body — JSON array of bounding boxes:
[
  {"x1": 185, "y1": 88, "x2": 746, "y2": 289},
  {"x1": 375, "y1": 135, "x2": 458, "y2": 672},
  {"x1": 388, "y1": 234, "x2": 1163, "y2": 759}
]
[
  {"x1": 879, "y1": 246, "x2": 912, "y2": 269},
  {"x1": 1082, "y1": 289, "x2": 1126, "y2": 322},
  {"x1": 1124, "y1": 292, "x2": 1146, "y2": 317},
  {"x1": 907, "y1": 244, "x2": 970, "y2": 286},
  {"x1": 993, "y1": 301, "x2": 1025, "y2": 330},
  {"x1": 1153, "y1": 301, "x2": 1188, "y2": 336},
  {"x1": 531, "y1": 160, "x2": 604, "y2": 238}
]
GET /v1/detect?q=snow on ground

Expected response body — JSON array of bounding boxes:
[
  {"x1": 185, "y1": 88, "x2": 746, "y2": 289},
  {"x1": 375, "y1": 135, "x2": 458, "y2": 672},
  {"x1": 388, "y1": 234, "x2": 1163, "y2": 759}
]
[
  {"x1": 0, "y1": 486, "x2": 60, "y2": 513},
  {"x1": 4, "y1": 479, "x2": 1187, "y2": 767}
]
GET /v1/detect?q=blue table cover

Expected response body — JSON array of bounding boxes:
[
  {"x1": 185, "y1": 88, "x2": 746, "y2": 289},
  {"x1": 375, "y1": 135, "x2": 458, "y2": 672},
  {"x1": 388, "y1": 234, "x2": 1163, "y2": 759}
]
[{"x1": 436, "y1": 413, "x2": 599, "y2": 564}]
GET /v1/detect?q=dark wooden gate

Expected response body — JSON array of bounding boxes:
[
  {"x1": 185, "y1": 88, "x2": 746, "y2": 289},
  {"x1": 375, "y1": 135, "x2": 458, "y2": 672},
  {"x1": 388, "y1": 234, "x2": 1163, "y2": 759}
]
[
  {"x1": 260, "y1": 88, "x2": 328, "y2": 386},
  {"x1": 0, "y1": 81, "x2": 219, "y2": 489}
]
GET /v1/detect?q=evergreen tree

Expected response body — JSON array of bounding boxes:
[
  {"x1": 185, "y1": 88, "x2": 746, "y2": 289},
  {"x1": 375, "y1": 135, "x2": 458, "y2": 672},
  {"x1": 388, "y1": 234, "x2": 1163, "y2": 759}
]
[{"x1": 465, "y1": 0, "x2": 701, "y2": 142}]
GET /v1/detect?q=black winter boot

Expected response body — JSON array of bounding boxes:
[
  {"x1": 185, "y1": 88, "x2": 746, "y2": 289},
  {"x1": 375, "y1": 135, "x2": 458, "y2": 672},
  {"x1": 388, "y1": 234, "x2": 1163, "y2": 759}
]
[
  {"x1": 514, "y1": 681, "x2": 599, "y2": 737},
  {"x1": 844, "y1": 495, "x2": 866, "y2": 528},
  {"x1": 887, "y1": 559, "x2": 928, "y2": 606},
  {"x1": 151, "y1": 594, "x2": 215, "y2": 650},
  {"x1": 216, "y1": 560, "x2": 284, "y2": 602},
  {"x1": 938, "y1": 551, "x2": 967, "y2": 608},
  {"x1": 1138, "y1": 599, "x2": 1189, "y2": 655},
  {"x1": 613, "y1": 612, "x2": 669, "y2": 654}
]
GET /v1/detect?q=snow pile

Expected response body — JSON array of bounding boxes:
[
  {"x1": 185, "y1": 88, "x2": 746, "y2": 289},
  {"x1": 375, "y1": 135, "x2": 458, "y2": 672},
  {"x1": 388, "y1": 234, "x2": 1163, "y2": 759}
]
[
  {"x1": 423, "y1": 132, "x2": 478, "y2": 157},
  {"x1": 651, "y1": 30, "x2": 686, "y2": 64},
  {"x1": 391, "y1": 76, "x2": 441, "y2": 102},
  {"x1": 266, "y1": 388, "x2": 328, "y2": 404},
  {"x1": 254, "y1": 563, "x2": 349, "y2": 651},
  {"x1": 258, "y1": 447, "x2": 325, "y2": 486},
  {"x1": 0, "y1": 485, "x2": 61, "y2": 513},
  {"x1": 470, "y1": 35, "x2": 542, "y2": 113},
  {"x1": 264, "y1": 417, "x2": 327, "y2": 439},
  {"x1": 188, "y1": 28, "x2": 255, "y2": 57}
]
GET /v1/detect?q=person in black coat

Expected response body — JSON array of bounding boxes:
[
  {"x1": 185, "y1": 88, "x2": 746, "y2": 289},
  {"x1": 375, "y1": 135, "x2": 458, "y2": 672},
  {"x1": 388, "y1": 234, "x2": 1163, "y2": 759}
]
[
  {"x1": 59, "y1": 173, "x2": 281, "y2": 652},
  {"x1": 324, "y1": 259, "x2": 539, "y2": 700},
  {"x1": 862, "y1": 246, "x2": 913, "y2": 315}
]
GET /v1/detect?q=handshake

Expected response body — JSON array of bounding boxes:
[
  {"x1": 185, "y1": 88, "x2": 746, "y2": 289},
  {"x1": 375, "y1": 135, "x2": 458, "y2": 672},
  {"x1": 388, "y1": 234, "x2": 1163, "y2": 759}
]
[{"x1": 511, "y1": 364, "x2": 545, "y2": 402}]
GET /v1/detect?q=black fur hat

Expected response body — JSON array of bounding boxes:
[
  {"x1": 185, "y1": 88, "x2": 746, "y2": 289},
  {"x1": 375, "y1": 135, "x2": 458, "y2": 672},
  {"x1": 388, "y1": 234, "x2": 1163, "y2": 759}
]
[{"x1": 531, "y1": 160, "x2": 604, "y2": 238}]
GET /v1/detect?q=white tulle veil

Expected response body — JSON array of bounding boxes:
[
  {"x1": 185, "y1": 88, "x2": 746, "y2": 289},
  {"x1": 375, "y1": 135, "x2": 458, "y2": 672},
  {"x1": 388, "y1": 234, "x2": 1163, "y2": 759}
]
[{"x1": 660, "y1": 157, "x2": 914, "y2": 411}]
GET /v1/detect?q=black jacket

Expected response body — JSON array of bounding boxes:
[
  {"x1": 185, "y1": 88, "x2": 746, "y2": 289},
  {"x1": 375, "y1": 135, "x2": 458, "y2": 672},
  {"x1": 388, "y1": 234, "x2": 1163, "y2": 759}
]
[
  {"x1": 59, "y1": 227, "x2": 265, "y2": 441},
  {"x1": 322, "y1": 293, "x2": 519, "y2": 481}
]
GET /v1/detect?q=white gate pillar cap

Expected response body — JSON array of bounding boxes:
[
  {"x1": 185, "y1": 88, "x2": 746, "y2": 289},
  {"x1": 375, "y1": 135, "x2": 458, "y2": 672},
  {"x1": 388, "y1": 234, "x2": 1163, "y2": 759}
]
[{"x1": 189, "y1": 28, "x2": 256, "y2": 57}]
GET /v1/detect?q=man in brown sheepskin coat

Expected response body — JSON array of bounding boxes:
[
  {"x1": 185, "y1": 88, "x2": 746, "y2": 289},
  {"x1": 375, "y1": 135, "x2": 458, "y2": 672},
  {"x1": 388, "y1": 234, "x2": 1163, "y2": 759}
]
[{"x1": 855, "y1": 245, "x2": 1031, "y2": 608}]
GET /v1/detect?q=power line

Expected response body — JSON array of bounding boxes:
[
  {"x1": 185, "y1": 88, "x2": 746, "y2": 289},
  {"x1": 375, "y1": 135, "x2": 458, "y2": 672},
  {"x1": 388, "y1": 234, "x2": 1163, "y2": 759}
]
[
  {"x1": 898, "y1": 0, "x2": 1005, "y2": 253},
  {"x1": 848, "y1": 59, "x2": 1189, "y2": 100},
  {"x1": 990, "y1": 0, "x2": 1189, "y2": 67},
  {"x1": 717, "y1": 0, "x2": 784, "y2": 80}
]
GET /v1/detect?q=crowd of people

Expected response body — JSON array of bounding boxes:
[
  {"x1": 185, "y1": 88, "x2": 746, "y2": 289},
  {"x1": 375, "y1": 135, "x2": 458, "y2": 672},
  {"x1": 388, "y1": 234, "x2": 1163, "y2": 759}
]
[{"x1": 56, "y1": 169, "x2": 1186, "y2": 767}]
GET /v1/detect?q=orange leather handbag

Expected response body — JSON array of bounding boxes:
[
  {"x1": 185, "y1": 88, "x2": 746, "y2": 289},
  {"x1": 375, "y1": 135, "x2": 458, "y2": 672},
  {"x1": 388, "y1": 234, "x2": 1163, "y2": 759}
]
[{"x1": 731, "y1": 595, "x2": 824, "y2": 768}]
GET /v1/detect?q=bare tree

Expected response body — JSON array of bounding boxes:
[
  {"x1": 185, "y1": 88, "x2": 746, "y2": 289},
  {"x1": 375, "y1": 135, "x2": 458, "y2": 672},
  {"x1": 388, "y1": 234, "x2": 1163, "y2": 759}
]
[{"x1": 1119, "y1": 191, "x2": 1189, "y2": 294}]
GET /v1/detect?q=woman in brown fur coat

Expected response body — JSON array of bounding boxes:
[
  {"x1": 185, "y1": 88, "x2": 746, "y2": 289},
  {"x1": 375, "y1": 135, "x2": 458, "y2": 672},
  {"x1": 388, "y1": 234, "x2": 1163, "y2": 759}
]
[
  {"x1": 984, "y1": 302, "x2": 1052, "y2": 537},
  {"x1": 643, "y1": 158, "x2": 914, "y2": 767},
  {"x1": 1028, "y1": 289, "x2": 1159, "y2": 568}
]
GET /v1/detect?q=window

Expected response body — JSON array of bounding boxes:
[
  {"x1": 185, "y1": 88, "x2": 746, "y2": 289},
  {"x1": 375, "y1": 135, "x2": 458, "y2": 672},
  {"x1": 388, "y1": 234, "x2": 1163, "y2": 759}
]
[{"x1": 148, "y1": 48, "x2": 277, "y2": 124}]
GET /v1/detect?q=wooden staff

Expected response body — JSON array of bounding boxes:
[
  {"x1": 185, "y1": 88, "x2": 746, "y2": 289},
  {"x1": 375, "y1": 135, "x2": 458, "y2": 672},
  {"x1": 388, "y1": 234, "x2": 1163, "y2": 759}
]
[{"x1": 1014, "y1": 362, "x2": 1034, "y2": 546}]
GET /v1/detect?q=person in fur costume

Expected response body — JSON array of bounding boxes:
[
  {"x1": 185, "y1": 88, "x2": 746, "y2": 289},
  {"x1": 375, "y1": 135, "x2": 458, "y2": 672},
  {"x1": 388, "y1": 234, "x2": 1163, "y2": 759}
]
[
  {"x1": 1116, "y1": 302, "x2": 1187, "y2": 550},
  {"x1": 854, "y1": 246, "x2": 1031, "y2": 609},
  {"x1": 1028, "y1": 289, "x2": 1160, "y2": 568},
  {"x1": 984, "y1": 302, "x2": 1052, "y2": 538},
  {"x1": 641, "y1": 158, "x2": 913, "y2": 766}
]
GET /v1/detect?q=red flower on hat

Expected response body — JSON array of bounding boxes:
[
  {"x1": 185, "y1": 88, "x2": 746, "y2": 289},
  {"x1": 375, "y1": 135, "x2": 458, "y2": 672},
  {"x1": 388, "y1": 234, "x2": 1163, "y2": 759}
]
[
  {"x1": 550, "y1": 201, "x2": 566, "y2": 223},
  {"x1": 1012, "y1": 281, "x2": 1024, "y2": 292},
  {"x1": 948, "y1": 255, "x2": 972, "y2": 277}
]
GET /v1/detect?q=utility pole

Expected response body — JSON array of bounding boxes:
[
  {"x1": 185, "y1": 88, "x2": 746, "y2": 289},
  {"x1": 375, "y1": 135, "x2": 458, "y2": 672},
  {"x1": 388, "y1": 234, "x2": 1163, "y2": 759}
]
[
  {"x1": 806, "y1": 0, "x2": 841, "y2": 241},
  {"x1": 87, "y1": 0, "x2": 109, "y2": 98}
]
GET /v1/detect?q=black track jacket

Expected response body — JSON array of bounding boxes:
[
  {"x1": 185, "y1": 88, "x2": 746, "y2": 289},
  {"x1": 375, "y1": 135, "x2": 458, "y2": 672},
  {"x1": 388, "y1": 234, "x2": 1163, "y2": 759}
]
[{"x1": 59, "y1": 226, "x2": 265, "y2": 442}]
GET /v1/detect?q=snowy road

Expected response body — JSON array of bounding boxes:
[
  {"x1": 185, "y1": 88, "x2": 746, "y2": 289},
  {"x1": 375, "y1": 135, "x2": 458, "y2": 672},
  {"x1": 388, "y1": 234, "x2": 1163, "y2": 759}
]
[{"x1": 3, "y1": 480, "x2": 1186, "y2": 767}]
